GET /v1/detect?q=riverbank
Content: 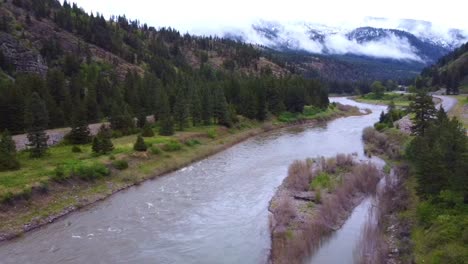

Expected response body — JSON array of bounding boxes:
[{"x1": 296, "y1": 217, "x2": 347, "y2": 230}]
[
  {"x1": 352, "y1": 93, "x2": 442, "y2": 107},
  {"x1": 447, "y1": 94, "x2": 468, "y2": 130},
  {"x1": 360, "y1": 124, "x2": 468, "y2": 263},
  {"x1": 360, "y1": 127, "x2": 414, "y2": 263},
  {"x1": 268, "y1": 154, "x2": 383, "y2": 264},
  {"x1": 352, "y1": 92, "x2": 414, "y2": 107},
  {"x1": 0, "y1": 103, "x2": 363, "y2": 242}
]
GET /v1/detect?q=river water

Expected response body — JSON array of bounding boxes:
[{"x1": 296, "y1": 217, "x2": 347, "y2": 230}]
[{"x1": 0, "y1": 98, "x2": 386, "y2": 264}]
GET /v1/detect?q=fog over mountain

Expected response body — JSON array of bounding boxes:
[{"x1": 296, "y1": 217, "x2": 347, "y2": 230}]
[
  {"x1": 208, "y1": 17, "x2": 468, "y2": 63},
  {"x1": 67, "y1": 0, "x2": 468, "y2": 64}
]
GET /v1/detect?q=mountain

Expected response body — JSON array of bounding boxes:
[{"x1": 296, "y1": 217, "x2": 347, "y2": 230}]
[
  {"x1": 0, "y1": 0, "x2": 331, "y2": 135},
  {"x1": 222, "y1": 19, "x2": 468, "y2": 82},
  {"x1": 420, "y1": 41, "x2": 468, "y2": 94}
]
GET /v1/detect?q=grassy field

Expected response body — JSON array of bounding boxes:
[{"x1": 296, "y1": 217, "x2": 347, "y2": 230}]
[
  {"x1": 0, "y1": 104, "x2": 358, "y2": 240},
  {"x1": 354, "y1": 92, "x2": 413, "y2": 107},
  {"x1": 448, "y1": 95, "x2": 468, "y2": 130}
]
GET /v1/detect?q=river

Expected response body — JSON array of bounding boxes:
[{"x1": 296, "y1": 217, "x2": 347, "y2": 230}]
[{"x1": 0, "y1": 98, "x2": 386, "y2": 264}]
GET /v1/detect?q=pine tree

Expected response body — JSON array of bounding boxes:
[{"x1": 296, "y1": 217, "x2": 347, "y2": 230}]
[
  {"x1": 25, "y1": 93, "x2": 49, "y2": 158},
  {"x1": 173, "y1": 89, "x2": 189, "y2": 131},
  {"x1": 92, "y1": 137, "x2": 102, "y2": 154},
  {"x1": 97, "y1": 124, "x2": 113, "y2": 139},
  {"x1": 213, "y1": 87, "x2": 231, "y2": 127},
  {"x1": 141, "y1": 123, "x2": 155, "y2": 137},
  {"x1": 0, "y1": 130, "x2": 20, "y2": 171},
  {"x1": 410, "y1": 92, "x2": 436, "y2": 136},
  {"x1": 67, "y1": 104, "x2": 91, "y2": 144},
  {"x1": 110, "y1": 103, "x2": 135, "y2": 135},
  {"x1": 100, "y1": 137, "x2": 114, "y2": 154},
  {"x1": 137, "y1": 111, "x2": 147, "y2": 128},
  {"x1": 379, "y1": 111, "x2": 385, "y2": 123},
  {"x1": 201, "y1": 88, "x2": 212, "y2": 125},
  {"x1": 190, "y1": 90, "x2": 202, "y2": 126},
  {"x1": 133, "y1": 135, "x2": 147, "y2": 151},
  {"x1": 158, "y1": 92, "x2": 174, "y2": 136},
  {"x1": 256, "y1": 89, "x2": 268, "y2": 121}
]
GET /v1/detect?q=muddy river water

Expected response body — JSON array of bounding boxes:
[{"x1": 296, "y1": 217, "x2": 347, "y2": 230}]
[{"x1": 0, "y1": 98, "x2": 386, "y2": 264}]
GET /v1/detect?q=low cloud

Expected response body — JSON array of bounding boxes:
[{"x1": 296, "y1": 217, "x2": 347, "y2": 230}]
[{"x1": 190, "y1": 18, "x2": 468, "y2": 62}]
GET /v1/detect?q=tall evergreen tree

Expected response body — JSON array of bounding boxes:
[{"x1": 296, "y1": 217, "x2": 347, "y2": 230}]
[
  {"x1": 190, "y1": 89, "x2": 202, "y2": 126},
  {"x1": 213, "y1": 87, "x2": 232, "y2": 127},
  {"x1": 410, "y1": 92, "x2": 436, "y2": 136},
  {"x1": 158, "y1": 92, "x2": 174, "y2": 136},
  {"x1": 25, "y1": 93, "x2": 49, "y2": 158},
  {"x1": 109, "y1": 103, "x2": 135, "y2": 134},
  {"x1": 67, "y1": 104, "x2": 91, "y2": 144},
  {"x1": 0, "y1": 130, "x2": 20, "y2": 171},
  {"x1": 407, "y1": 108, "x2": 467, "y2": 198},
  {"x1": 256, "y1": 88, "x2": 268, "y2": 121},
  {"x1": 141, "y1": 123, "x2": 155, "y2": 137},
  {"x1": 100, "y1": 136, "x2": 114, "y2": 154},
  {"x1": 91, "y1": 136, "x2": 102, "y2": 154},
  {"x1": 201, "y1": 88, "x2": 212, "y2": 125},
  {"x1": 173, "y1": 89, "x2": 189, "y2": 130},
  {"x1": 137, "y1": 111, "x2": 147, "y2": 129}
]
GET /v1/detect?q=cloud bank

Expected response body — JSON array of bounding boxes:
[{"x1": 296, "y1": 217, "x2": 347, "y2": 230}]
[{"x1": 191, "y1": 18, "x2": 468, "y2": 62}]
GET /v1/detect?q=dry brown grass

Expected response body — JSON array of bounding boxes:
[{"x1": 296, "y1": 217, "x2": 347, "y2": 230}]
[
  {"x1": 285, "y1": 160, "x2": 314, "y2": 191},
  {"x1": 362, "y1": 127, "x2": 403, "y2": 159}
]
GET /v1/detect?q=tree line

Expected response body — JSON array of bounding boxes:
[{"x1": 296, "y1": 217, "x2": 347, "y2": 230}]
[
  {"x1": 407, "y1": 93, "x2": 467, "y2": 200},
  {"x1": 419, "y1": 41, "x2": 468, "y2": 94}
]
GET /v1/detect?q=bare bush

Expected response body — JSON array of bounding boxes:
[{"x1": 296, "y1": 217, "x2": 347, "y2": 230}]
[
  {"x1": 336, "y1": 103, "x2": 359, "y2": 113},
  {"x1": 318, "y1": 157, "x2": 337, "y2": 174},
  {"x1": 348, "y1": 163, "x2": 381, "y2": 195},
  {"x1": 271, "y1": 156, "x2": 383, "y2": 264},
  {"x1": 275, "y1": 196, "x2": 296, "y2": 228},
  {"x1": 285, "y1": 160, "x2": 313, "y2": 191},
  {"x1": 336, "y1": 153, "x2": 355, "y2": 168},
  {"x1": 356, "y1": 210, "x2": 388, "y2": 264},
  {"x1": 355, "y1": 164, "x2": 413, "y2": 264}
]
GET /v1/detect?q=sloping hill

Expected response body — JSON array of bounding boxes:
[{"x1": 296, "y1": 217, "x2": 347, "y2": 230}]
[{"x1": 421, "y1": 42, "x2": 468, "y2": 93}]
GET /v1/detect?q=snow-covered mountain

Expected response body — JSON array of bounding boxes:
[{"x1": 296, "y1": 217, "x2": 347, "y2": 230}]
[{"x1": 223, "y1": 18, "x2": 468, "y2": 64}]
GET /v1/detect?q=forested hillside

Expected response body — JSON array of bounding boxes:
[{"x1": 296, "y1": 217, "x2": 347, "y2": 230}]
[
  {"x1": 420, "y1": 42, "x2": 468, "y2": 93},
  {"x1": 0, "y1": 0, "x2": 328, "y2": 135}
]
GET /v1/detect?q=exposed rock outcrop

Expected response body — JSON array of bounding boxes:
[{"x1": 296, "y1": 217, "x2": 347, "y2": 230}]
[{"x1": 0, "y1": 32, "x2": 48, "y2": 76}]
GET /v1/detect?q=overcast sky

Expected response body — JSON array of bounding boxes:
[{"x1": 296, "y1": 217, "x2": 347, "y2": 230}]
[{"x1": 67, "y1": 0, "x2": 468, "y2": 32}]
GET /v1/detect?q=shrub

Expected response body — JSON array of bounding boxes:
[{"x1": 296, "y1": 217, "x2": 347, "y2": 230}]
[
  {"x1": 303, "y1": 105, "x2": 322, "y2": 116},
  {"x1": 185, "y1": 139, "x2": 201, "y2": 147},
  {"x1": 20, "y1": 187, "x2": 32, "y2": 200},
  {"x1": 374, "y1": 122, "x2": 387, "y2": 131},
  {"x1": 52, "y1": 165, "x2": 70, "y2": 182},
  {"x1": 141, "y1": 124, "x2": 155, "y2": 137},
  {"x1": 285, "y1": 160, "x2": 313, "y2": 191},
  {"x1": 37, "y1": 181, "x2": 49, "y2": 194},
  {"x1": 1, "y1": 192, "x2": 14, "y2": 205},
  {"x1": 150, "y1": 146, "x2": 162, "y2": 155},
  {"x1": 73, "y1": 163, "x2": 110, "y2": 181},
  {"x1": 275, "y1": 197, "x2": 296, "y2": 228},
  {"x1": 310, "y1": 172, "x2": 332, "y2": 191},
  {"x1": 112, "y1": 160, "x2": 129, "y2": 170},
  {"x1": 100, "y1": 137, "x2": 114, "y2": 154},
  {"x1": 71, "y1": 146, "x2": 82, "y2": 153},
  {"x1": 206, "y1": 129, "x2": 217, "y2": 139},
  {"x1": 92, "y1": 137, "x2": 102, "y2": 154},
  {"x1": 162, "y1": 140, "x2": 182, "y2": 152},
  {"x1": 133, "y1": 136, "x2": 147, "y2": 152}
]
